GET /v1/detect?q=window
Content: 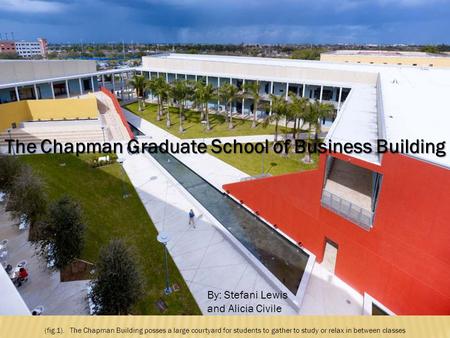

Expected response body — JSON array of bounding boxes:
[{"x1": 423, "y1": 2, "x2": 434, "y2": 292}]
[{"x1": 372, "y1": 303, "x2": 389, "y2": 316}]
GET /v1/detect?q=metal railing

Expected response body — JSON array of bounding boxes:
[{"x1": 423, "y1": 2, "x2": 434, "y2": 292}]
[{"x1": 321, "y1": 190, "x2": 373, "y2": 230}]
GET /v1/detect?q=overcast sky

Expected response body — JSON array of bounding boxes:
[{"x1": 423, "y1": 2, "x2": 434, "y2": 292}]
[{"x1": 0, "y1": 0, "x2": 449, "y2": 44}]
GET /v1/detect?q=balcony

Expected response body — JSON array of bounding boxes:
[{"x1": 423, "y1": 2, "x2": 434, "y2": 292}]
[{"x1": 321, "y1": 157, "x2": 381, "y2": 230}]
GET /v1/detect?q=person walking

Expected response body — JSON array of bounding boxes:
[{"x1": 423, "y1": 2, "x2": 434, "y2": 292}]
[{"x1": 188, "y1": 209, "x2": 195, "y2": 228}]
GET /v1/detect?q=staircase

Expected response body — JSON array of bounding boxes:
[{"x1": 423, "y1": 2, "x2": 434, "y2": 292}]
[
  {"x1": 95, "y1": 91, "x2": 132, "y2": 142},
  {"x1": 0, "y1": 120, "x2": 105, "y2": 154}
]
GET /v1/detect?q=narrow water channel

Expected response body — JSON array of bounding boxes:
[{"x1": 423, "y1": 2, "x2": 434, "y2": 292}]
[{"x1": 129, "y1": 124, "x2": 309, "y2": 294}]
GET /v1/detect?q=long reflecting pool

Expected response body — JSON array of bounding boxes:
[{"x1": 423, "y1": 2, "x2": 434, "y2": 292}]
[{"x1": 130, "y1": 125, "x2": 309, "y2": 294}]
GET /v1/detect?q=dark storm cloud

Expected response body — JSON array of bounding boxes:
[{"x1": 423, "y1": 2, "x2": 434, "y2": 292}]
[{"x1": 0, "y1": 0, "x2": 448, "y2": 43}]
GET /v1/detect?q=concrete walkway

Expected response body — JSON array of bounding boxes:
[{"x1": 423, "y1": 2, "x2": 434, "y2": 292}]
[
  {"x1": 122, "y1": 110, "x2": 365, "y2": 315},
  {"x1": 123, "y1": 153, "x2": 299, "y2": 314}
]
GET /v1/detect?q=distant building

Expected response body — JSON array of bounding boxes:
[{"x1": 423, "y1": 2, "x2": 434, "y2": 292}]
[
  {"x1": 0, "y1": 40, "x2": 16, "y2": 54},
  {"x1": 321, "y1": 50, "x2": 450, "y2": 68},
  {"x1": 14, "y1": 38, "x2": 48, "y2": 58},
  {"x1": 0, "y1": 38, "x2": 48, "y2": 58}
]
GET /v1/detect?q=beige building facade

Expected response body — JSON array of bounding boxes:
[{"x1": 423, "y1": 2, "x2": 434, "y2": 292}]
[{"x1": 320, "y1": 50, "x2": 450, "y2": 68}]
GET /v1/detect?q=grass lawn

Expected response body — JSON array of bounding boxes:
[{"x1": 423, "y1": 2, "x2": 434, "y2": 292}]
[
  {"x1": 20, "y1": 154, "x2": 200, "y2": 315},
  {"x1": 124, "y1": 102, "x2": 293, "y2": 139},
  {"x1": 208, "y1": 144, "x2": 319, "y2": 176}
]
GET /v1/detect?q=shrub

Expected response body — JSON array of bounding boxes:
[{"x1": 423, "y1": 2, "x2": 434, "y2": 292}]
[
  {"x1": 90, "y1": 239, "x2": 143, "y2": 315},
  {"x1": 36, "y1": 196, "x2": 85, "y2": 270}
]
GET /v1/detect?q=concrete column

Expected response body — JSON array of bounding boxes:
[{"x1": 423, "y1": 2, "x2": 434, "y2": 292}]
[
  {"x1": 217, "y1": 77, "x2": 220, "y2": 110},
  {"x1": 65, "y1": 80, "x2": 70, "y2": 98},
  {"x1": 285, "y1": 82, "x2": 289, "y2": 99},
  {"x1": 302, "y1": 84, "x2": 306, "y2": 97},
  {"x1": 195, "y1": 75, "x2": 198, "y2": 82},
  {"x1": 121, "y1": 73, "x2": 125, "y2": 99},
  {"x1": 15, "y1": 86, "x2": 20, "y2": 101},
  {"x1": 33, "y1": 84, "x2": 39, "y2": 100},
  {"x1": 206, "y1": 76, "x2": 208, "y2": 85},
  {"x1": 79, "y1": 78, "x2": 84, "y2": 95},
  {"x1": 242, "y1": 79, "x2": 246, "y2": 115},
  {"x1": 166, "y1": 73, "x2": 168, "y2": 82},
  {"x1": 270, "y1": 81, "x2": 274, "y2": 95},
  {"x1": 338, "y1": 87, "x2": 343, "y2": 112},
  {"x1": 319, "y1": 85, "x2": 323, "y2": 102},
  {"x1": 175, "y1": 73, "x2": 178, "y2": 80},
  {"x1": 50, "y1": 82, "x2": 55, "y2": 99},
  {"x1": 91, "y1": 76, "x2": 95, "y2": 92},
  {"x1": 229, "y1": 78, "x2": 232, "y2": 85}
]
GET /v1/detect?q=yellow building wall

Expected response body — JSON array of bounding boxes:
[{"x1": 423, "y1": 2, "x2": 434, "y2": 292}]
[
  {"x1": 0, "y1": 101, "x2": 31, "y2": 131},
  {"x1": 0, "y1": 96, "x2": 98, "y2": 131},
  {"x1": 320, "y1": 54, "x2": 450, "y2": 68}
]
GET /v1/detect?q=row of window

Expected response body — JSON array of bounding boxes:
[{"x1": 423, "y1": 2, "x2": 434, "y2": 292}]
[{"x1": 145, "y1": 71, "x2": 351, "y2": 104}]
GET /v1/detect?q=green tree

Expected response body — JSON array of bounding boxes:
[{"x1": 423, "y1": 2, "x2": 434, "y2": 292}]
[
  {"x1": 0, "y1": 155, "x2": 22, "y2": 195},
  {"x1": 6, "y1": 165, "x2": 47, "y2": 240},
  {"x1": 129, "y1": 75, "x2": 148, "y2": 111},
  {"x1": 303, "y1": 100, "x2": 334, "y2": 163},
  {"x1": 147, "y1": 76, "x2": 167, "y2": 121},
  {"x1": 170, "y1": 80, "x2": 190, "y2": 133},
  {"x1": 264, "y1": 94, "x2": 287, "y2": 142},
  {"x1": 194, "y1": 82, "x2": 216, "y2": 131},
  {"x1": 36, "y1": 196, "x2": 85, "y2": 270},
  {"x1": 288, "y1": 94, "x2": 309, "y2": 139},
  {"x1": 291, "y1": 48, "x2": 324, "y2": 60},
  {"x1": 309, "y1": 100, "x2": 334, "y2": 139},
  {"x1": 219, "y1": 83, "x2": 239, "y2": 129},
  {"x1": 90, "y1": 239, "x2": 143, "y2": 315},
  {"x1": 243, "y1": 81, "x2": 261, "y2": 128},
  {"x1": 420, "y1": 45, "x2": 440, "y2": 54}
]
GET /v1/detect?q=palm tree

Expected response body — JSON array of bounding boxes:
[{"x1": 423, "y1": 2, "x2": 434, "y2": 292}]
[
  {"x1": 161, "y1": 82, "x2": 171, "y2": 128},
  {"x1": 169, "y1": 80, "x2": 190, "y2": 133},
  {"x1": 265, "y1": 94, "x2": 287, "y2": 142},
  {"x1": 147, "y1": 76, "x2": 166, "y2": 121},
  {"x1": 302, "y1": 100, "x2": 334, "y2": 163},
  {"x1": 194, "y1": 82, "x2": 216, "y2": 131},
  {"x1": 129, "y1": 75, "x2": 147, "y2": 111},
  {"x1": 309, "y1": 100, "x2": 334, "y2": 139},
  {"x1": 288, "y1": 94, "x2": 309, "y2": 140},
  {"x1": 243, "y1": 81, "x2": 261, "y2": 128},
  {"x1": 219, "y1": 83, "x2": 239, "y2": 129},
  {"x1": 192, "y1": 81, "x2": 205, "y2": 121}
]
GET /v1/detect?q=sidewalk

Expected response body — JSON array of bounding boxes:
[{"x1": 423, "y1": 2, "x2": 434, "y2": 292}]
[{"x1": 122, "y1": 153, "x2": 297, "y2": 315}]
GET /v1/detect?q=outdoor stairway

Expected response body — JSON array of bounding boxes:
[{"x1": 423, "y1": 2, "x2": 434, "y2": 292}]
[
  {"x1": 0, "y1": 120, "x2": 105, "y2": 154},
  {"x1": 95, "y1": 91, "x2": 131, "y2": 142}
]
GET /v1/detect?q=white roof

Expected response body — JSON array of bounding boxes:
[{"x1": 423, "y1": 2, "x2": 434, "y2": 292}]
[
  {"x1": 323, "y1": 50, "x2": 450, "y2": 58},
  {"x1": 0, "y1": 68, "x2": 135, "y2": 90}
]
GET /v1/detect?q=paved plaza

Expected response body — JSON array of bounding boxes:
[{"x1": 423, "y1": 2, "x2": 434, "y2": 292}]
[{"x1": 0, "y1": 205, "x2": 89, "y2": 315}]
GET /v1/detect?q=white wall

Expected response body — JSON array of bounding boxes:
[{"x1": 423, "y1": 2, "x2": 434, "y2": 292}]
[{"x1": 0, "y1": 60, "x2": 97, "y2": 85}]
